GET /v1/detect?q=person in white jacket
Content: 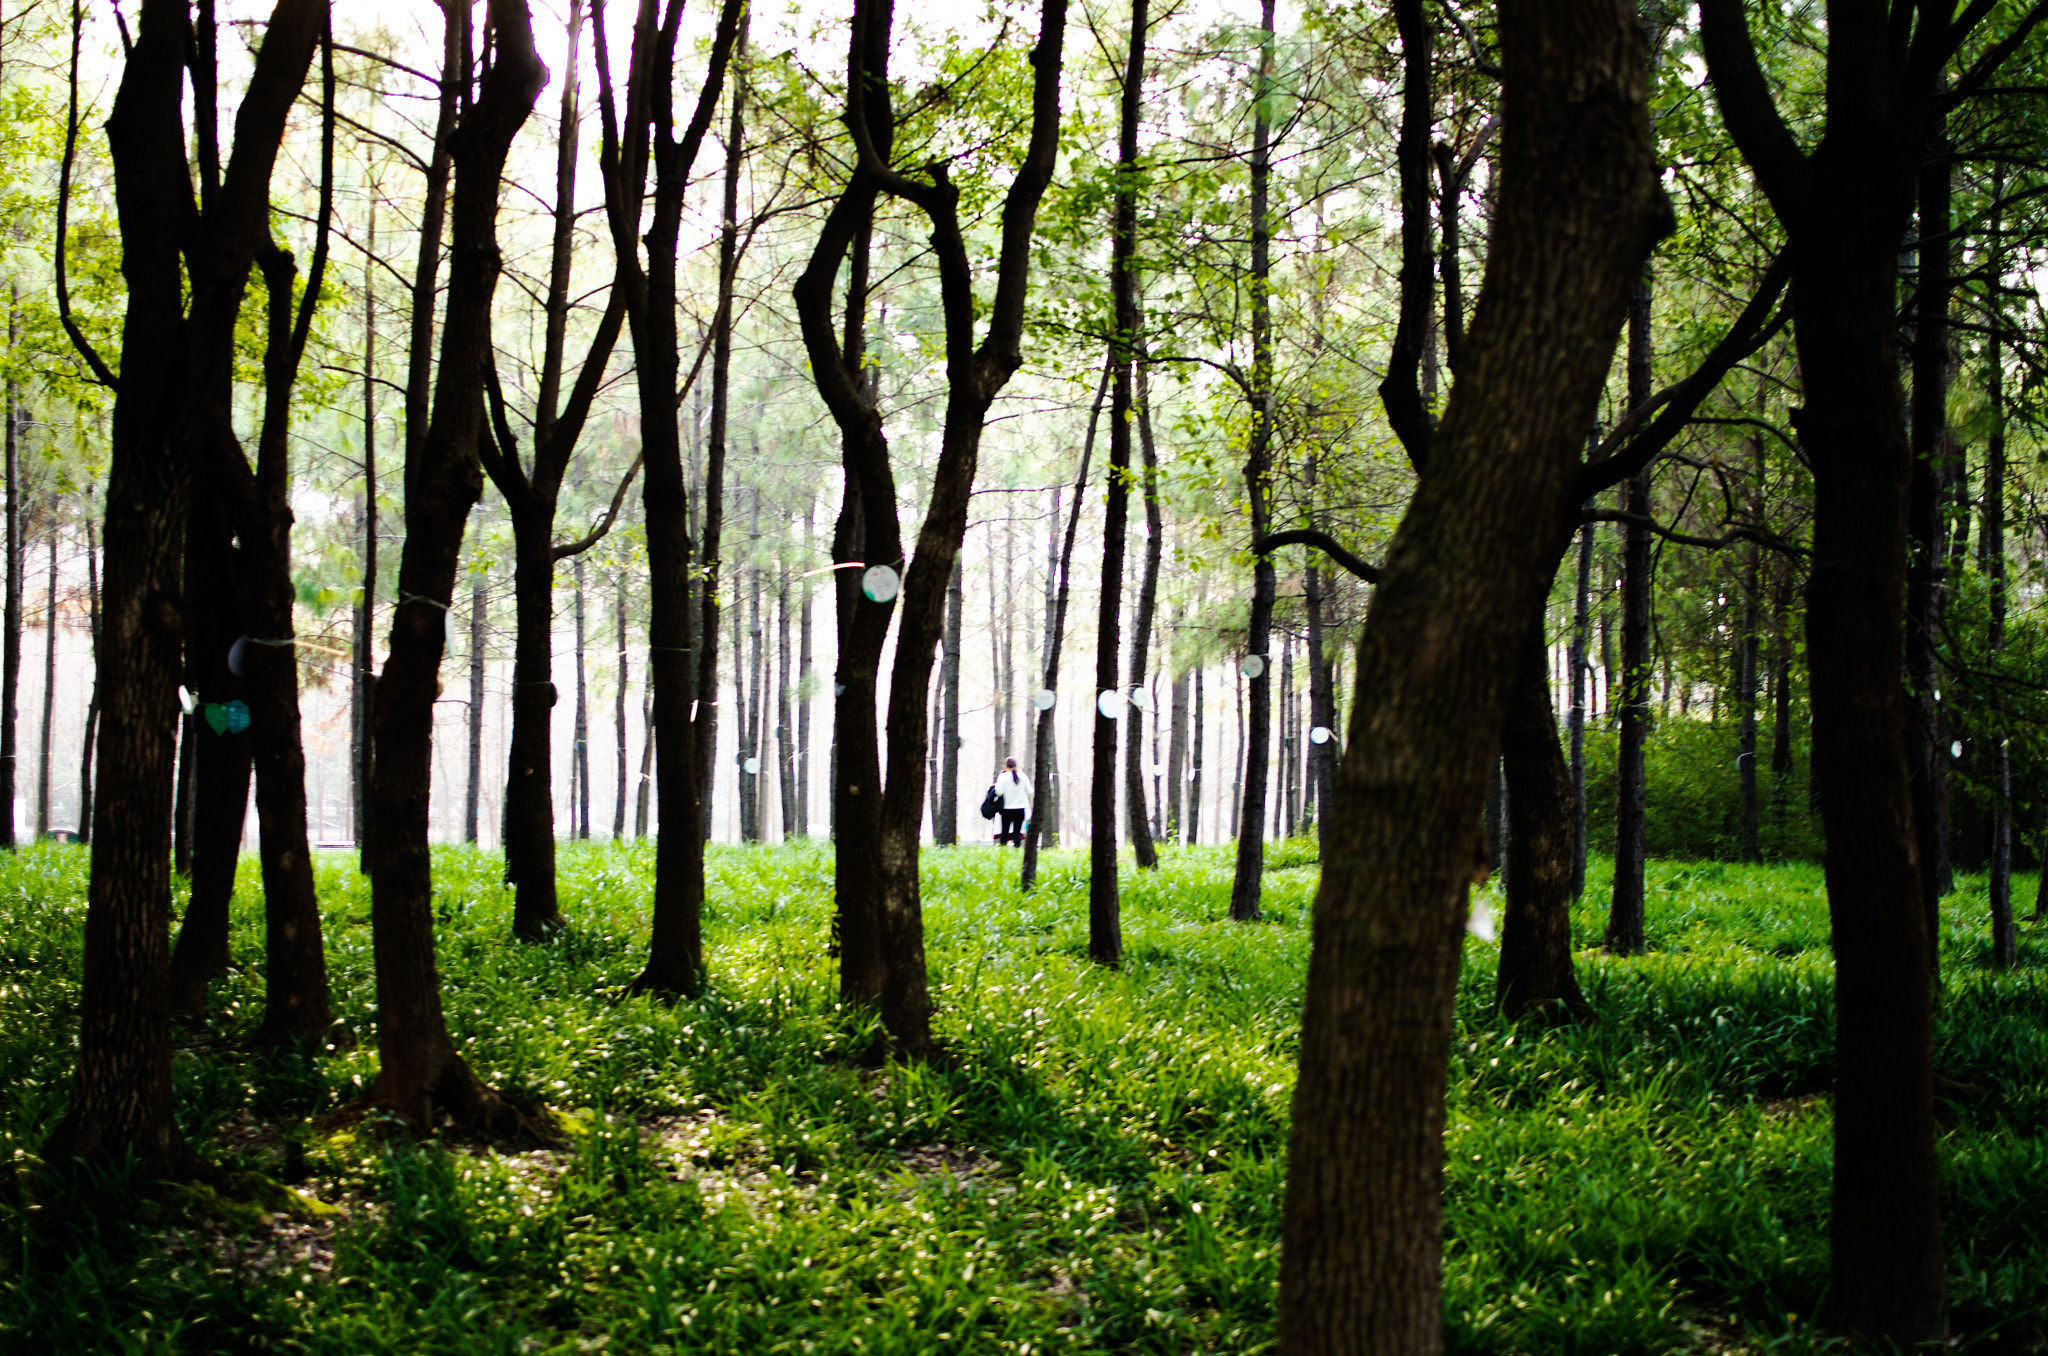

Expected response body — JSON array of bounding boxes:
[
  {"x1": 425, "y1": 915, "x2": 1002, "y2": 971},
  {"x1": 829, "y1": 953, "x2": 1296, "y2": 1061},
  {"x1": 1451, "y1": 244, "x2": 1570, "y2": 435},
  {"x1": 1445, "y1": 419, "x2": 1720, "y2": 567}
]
[{"x1": 993, "y1": 757, "x2": 1031, "y2": 846}]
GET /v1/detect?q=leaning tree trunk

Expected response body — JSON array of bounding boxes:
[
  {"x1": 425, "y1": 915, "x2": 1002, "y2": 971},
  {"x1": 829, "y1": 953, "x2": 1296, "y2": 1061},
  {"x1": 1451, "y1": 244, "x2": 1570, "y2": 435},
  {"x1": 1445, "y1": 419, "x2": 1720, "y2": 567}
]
[{"x1": 1276, "y1": 0, "x2": 1666, "y2": 1346}]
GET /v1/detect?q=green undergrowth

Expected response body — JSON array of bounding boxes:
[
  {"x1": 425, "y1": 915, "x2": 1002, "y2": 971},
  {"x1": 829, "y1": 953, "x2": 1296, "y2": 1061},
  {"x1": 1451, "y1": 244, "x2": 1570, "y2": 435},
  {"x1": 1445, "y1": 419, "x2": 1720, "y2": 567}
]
[{"x1": 1, "y1": 841, "x2": 2044, "y2": 1353}]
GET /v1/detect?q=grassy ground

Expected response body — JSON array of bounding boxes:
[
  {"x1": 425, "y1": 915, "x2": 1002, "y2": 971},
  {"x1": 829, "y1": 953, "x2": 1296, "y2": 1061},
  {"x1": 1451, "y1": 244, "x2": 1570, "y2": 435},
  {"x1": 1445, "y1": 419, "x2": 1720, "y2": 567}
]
[{"x1": 1, "y1": 841, "x2": 2043, "y2": 1354}]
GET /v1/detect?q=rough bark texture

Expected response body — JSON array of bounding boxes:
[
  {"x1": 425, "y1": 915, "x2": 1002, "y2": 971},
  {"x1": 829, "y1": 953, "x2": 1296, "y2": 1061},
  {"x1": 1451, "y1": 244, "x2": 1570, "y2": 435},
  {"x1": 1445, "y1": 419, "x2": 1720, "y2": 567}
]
[
  {"x1": 1607, "y1": 275, "x2": 1653, "y2": 955},
  {"x1": 1276, "y1": 0, "x2": 1665, "y2": 1347},
  {"x1": 1228, "y1": 0, "x2": 1278, "y2": 925},
  {"x1": 363, "y1": 0, "x2": 552, "y2": 1135},
  {"x1": 1497, "y1": 636, "x2": 1592, "y2": 1022},
  {"x1": 1700, "y1": 0, "x2": 1960, "y2": 1338},
  {"x1": 47, "y1": 0, "x2": 324, "y2": 1175}
]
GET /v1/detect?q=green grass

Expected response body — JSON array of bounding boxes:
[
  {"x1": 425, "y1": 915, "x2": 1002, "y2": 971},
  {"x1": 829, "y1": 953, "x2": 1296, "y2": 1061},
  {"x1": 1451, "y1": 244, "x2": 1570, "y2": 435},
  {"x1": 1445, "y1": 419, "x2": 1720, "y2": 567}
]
[{"x1": 1, "y1": 841, "x2": 2044, "y2": 1353}]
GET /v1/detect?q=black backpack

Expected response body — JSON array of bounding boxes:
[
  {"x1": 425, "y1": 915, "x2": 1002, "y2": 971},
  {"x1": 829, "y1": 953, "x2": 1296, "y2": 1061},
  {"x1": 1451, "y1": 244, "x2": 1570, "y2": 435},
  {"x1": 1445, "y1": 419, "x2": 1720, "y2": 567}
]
[{"x1": 980, "y1": 783, "x2": 1002, "y2": 820}]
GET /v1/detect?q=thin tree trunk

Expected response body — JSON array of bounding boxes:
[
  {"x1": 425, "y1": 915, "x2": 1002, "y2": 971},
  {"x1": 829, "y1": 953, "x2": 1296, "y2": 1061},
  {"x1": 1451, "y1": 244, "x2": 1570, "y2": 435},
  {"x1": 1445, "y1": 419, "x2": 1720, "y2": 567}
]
[
  {"x1": 77, "y1": 512, "x2": 98, "y2": 844},
  {"x1": 1906, "y1": 139, "x2": 1953, "y2": 961},
  {"x1": 776, "y1": 567, "x2": 796, "y2": 842},
  {"x1": 36, "y1": 516, "x2": 57, "y2": 838},
  {"x1": 936, "y1": 555, "x2": 962, "y2": 844},
  {"x1": 574, "y1": 553, "x2": 591, "y2": 840},
  {"x1": 1, "y1": 330, "x2": 20, "y2": 850},
  {"x1": 354, "y1": 202, "x2": 378, "y2": 864},
  {"x1": 613, "y1": 576, "x2": 629, "y2": 839},
  {"x1": 1125, "y1": 308, "x2": 1163, "y2": 868},
  {"x1": 636, "y1": 683, "x2": 654, "y2": 838},
  {"x1": 1023, "y1": 364, "x2": 1107, "y2": 890},
  {"x1": 1166, "y1": 654, "x2": 1187, "y2": 843},
  {"x1": 1189, "y1": 665, "x2": 1203, "y2": 845},
  {"x1": 1607, "y1": 271, "x2": 1653, "y2": 956},
  {"x1": 466, "y1": 570, "x2": 486, "y2": 844},
  {"x1": 1229, "y1": 0, "x2": 1278, "y2": 924},
  {"x1": 1984, "y1": 170, "x2": 2013, "y2": 968},
  {"x1": 796, "y1": 510, "x2": 813, "y2": 837},
  {"x1": 1569, "y1": 515, "x2": 1592, "y2": 894}
]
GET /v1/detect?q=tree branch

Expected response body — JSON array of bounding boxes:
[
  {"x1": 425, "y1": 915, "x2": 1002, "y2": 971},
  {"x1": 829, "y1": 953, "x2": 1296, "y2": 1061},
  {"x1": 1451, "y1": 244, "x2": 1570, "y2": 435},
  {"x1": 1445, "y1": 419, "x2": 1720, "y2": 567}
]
[
  {"x1": 1255, "y1": 528, "x2": 1382, "y2": 583},
  {"x1": 553, "y1": 451, "x2": 645, "y2": 560}
]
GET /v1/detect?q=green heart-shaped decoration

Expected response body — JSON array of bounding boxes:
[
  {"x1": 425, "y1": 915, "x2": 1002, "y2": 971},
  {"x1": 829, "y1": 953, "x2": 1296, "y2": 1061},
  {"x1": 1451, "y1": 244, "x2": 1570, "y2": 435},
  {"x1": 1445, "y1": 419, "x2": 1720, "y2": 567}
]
[{"x1": 203, "y1": 703, "x2": 230, "y2": 735}]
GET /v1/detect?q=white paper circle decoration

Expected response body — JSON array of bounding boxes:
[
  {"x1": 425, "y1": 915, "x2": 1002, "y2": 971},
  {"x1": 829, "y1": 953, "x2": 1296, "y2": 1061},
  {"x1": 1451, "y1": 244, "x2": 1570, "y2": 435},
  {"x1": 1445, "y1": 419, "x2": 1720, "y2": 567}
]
[
  {"x1": 861, "y1": 564, "x2": 901, "y2": 603},
  {"x1": 1033, "y1": 688, "x2": 1057, "y2": 711},
  {"x1": 743, "y1": 756, "x2": 762, "y2": 775},
  {"x1": 1128, "y1": 687, "x2": 1152, "y2": 712},
  {"x1": 1097, "y1": 689, "x2": 1125, "y2": 719},
  {"x1": 1309, "y1": 725, "x2": 1333, "y2": 745},
  {"x1": 227, "y1": 636, "x2": 250, "y2": 676},
  {"x1": 1152, "y1": 763, "x2": 1166, "y2": 777},
  {"x1": 1951, "y1": 740, "x2": 1963, "y2": 758},
  {"x1": 1240, "y1": 654, "x2": 1266, "y2": 679}
]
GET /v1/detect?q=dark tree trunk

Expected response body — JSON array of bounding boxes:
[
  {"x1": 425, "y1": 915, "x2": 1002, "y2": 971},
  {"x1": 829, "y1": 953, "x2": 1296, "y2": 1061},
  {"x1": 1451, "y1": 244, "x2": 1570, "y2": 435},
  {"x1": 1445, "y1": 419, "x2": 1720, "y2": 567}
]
[
  {"x1": 77, "y1": 513, "x2": 99, "y2": 844},
  {"x1": 692, "y1": 29, "x2": 745, "y2": 849},
  {"x1": 635, "y1": 684, "x2": 654, "y2": 838},
  {"x1": 1568, "y1": 515, "x2": 1592, "y2": 894},
  {"x1": 1277, "y1": 0, "x2": 1665, "y2": 1345},
  {"x1": 796, "y1": 511, "x2": 813, "y2": 836},
  {"x1": 594, "y1": 0, "x2": 741, "y2": 998},
  {"x1": 1607, "y1": 273, "x2": 1653, "y2": 956},
  {"x1": 776, "y1": 567, "x2": 797, "y2": 842},
  {"x1": 166, "y1": 500, "x2": 251, "y2": 1019},
  {"x1": 1022, "y1": 367, "x2": 1105, "y2": 890},
  {"x1": 1, "y1": 341, "x2": 19, "y2": 851},
  {"x1": 48, "y1": 0, "x2": 325, "y2": 1176},
  {"x1": 37, "y1": 518, "x2": 56, "y2": 838},
  {"x1": 935, "y1": 556, "x2": 961, "y2": 844},
  {"x1": 1906, "y1": 127, "x2": 1952, "y2": 961},
  {"x1": 364, "y1": 0, "x2": 553, "y2": 1134},
  {"x1": 353, "y1": 206, "x2": 377, "y2": 859},
  {"x1": 795, "y1": 0, "x2": 1066, "y2": 1053},
  {"x1": 466, "y1": 570, "x2": 486, "y2": 844},
  {"x1": 614, "y1": 576, "x2": 629, "y2": 839},
  {"x1": 1700, "y1": 0, "x2": 1955, "y2": 1337},
  {"x1": 1983, "y1": 172, "x2": 2013, "y2": 968},
  {"x1": 1497, "y1": 635, "x2": 1592, "y2": 1021},
  {"x1": 1125, "y1": 312, "x2": 1162, "y2": 868},
  {"x1": 1188, "y1": 665, "x2": 1203, "y2": 845},
  {"x1": 1229, "y1": 0, "x2": 1277, "y2": 925},
  {"x1": 1166, "y1": 654, "x2": 1187, "y2": 843},
  {"x1": 571, "y1": 555, "x2": 589, "y2": 840},
  {"x1": 1306, "y1": 568, "x2": 1336, "y2": 850}
]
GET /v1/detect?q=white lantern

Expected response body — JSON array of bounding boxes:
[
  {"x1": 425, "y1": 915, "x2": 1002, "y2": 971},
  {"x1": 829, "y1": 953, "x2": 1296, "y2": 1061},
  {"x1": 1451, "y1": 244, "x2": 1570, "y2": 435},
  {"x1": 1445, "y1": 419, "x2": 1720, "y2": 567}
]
[
  {"x1": 1240, "y1": 654, "x2": 1265, "y2": 679},
  {"x1": 1097, "y1": 690, "x2": 1125, "y2": 719},
  {"x1": 861, "y1": 564, "x2": 900, "y2": 603},
  {"x1": 1033, "y1": 688, "x2": 1057, "y2": 711}
]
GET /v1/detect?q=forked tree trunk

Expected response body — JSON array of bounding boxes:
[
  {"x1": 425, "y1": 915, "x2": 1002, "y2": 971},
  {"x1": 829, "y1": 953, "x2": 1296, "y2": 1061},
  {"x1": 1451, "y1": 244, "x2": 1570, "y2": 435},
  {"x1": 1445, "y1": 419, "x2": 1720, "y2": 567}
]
[
  {"x1": 1277, "y1": 0, "x2": 1665, "y2": 1344},
  {"x1": 593, "y1": 0, "x2": 742, "y2": 997},
  {"x1": 48, "y1": 0, "x2": 325, "y2": 1175},
  {"x1": 364, "y1": 0, "x2": 553, "y2": 1134}
]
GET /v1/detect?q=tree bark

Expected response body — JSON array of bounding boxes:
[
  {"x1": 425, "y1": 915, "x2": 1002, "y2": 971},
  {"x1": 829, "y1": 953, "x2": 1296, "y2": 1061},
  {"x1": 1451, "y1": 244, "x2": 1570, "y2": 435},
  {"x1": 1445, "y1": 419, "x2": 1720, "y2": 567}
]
[
  {"x1": 614, "y1": 575, "x2": 630, "y2": 839},
  {"x1": 593, "y1": 0, "x2": 741, "y2": 997},
  {"x1": 1700, "y1": 0, "x2": 1956, "y2": 1337},
  {"x1": 466, "y1": 570, "x2": 486, "y2": 844},
  {"x1": 353, "y1": 204, "x2": 377, "y2": 859},
  {"x1": 1607, "y1": 268, "x2": 1654, "y2": 956},
  {"x1": 1166, "y1": 652, "x2": 1187, "y2": 844},
  {"x1": 1497, "y1": 635, "x2": 1592, "y2": 1021},
  {"x1": 1229, "y1": 0, "x2": 1278, "y2": 924},
  {"x1": 36, "y1": 516, "x2": 56, "y2": 838},
  {"x1": 363, "y1": 0, "x2": 552, "y2": 1134},
  {"x1": 1906, "y1": 123, "x2": 1952, "y2": 961},
  {"x1": 1125, "y1": 304, "x2": 1163, "y2": 868},
  {"x1": 1568, "y1": 515, "x2": 1592, "y2": 894},
  {"x1": 1, "y1": 323, "x2": 19, "y2": 850},
  {"x1": 77, "y1": 512, "x2": 98, "y2": 845},
  {"x1": 1277, "y1": 0, "x2": 1665, "y2": 1345},
  {"x1": 48, "y1": 0, "x2": 324, "y2": 1175},
  {"x1": 936, "y1": 556, "x2": 962, "y2": 844},
  {"x1": 1983, "y1": 169, "x2": 2013, "y2": 968}
]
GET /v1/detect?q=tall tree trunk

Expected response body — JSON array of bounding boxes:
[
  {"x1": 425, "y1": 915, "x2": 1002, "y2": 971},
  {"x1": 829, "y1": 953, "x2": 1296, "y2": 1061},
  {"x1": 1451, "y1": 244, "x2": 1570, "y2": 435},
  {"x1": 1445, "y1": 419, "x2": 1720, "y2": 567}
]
[
  {"x1": 36, "y1": 517, "x2": 57, "y2": 838},
  {"x1": 2, "y1": 328, "x2": 20, "y2": 850},
  {"x1": 1023, "y1": 365, "x2": 1106, "y2": 889},
  {"x1": 364, "y1": 0, "x2": 552, "y2": 1133},
  {"x1": 1497, "y1": 635, "x2": 1592, "y2": 1021},
  {"x1": 1906, "y1": 132, "x2": 1952, "y2": 960},
  {"x1": 936, "y1": 556, "x2": 961, "y2": 843},
  {"x1": 48, "y1": 0, "x2": 326, "y2": 1175},
  {"x1": 1606, "y1": 272, "x2": 1654, "y2": 955},
  {"x1": 1125, "y1": 301, "x2": 1162, "y2": 868},
  {"x1": 166, "y1": 500, "x2": 251, "y2": 1019},
  {"x1": 573, "y1": 553, "x2": 591, "y2": 840},
  {"x1": 1188, "y1": 665, "x2": 1203, "y2": 845},
  {"x1": 77, "y1": 513, "x2": 98, "y2": 844},
  {"x1": 1166, "y1": 652, "x2": 1187, "y2": 843},
  {"x1": 1277, "y1": 0, "x2": 1665, "y2": 1342},
  {"x1": 693, "y1": 25, "x2": 745, "y2": 850},
  {"x1": 1983, "y1": 170, "x2": 2013, "y2": 968},
  {"x1": 595, "y1": 0, "x2": 741, "y2": 997},
  {"x1": 353, "y1": 204, "x2": 377, "y2": 861},
  {"x1": 1229, "y1": 0, "x2": 1278, "y2": 925},
  {"x1": 1699, "y1": 1, "x2": 1954, "y2": 1337},
  {"x1": 614, "y1": 575, "x2": 629, "y2": 839},
  {"x1": 1568, "y1": 514, "x2": 1592, "y2": 894},
  {"x1": 796, "y1": 510, "x2": 813, "y2": 837},
  {"x1": 1737, "y1": 418, "x2": 1763, "y2": 862},
  {"x1": 1305, "y1": 570, "x2": 1337, "y2": 850},
  {"x1": 466, "y1": 570, "x2": 486, "y2": 844},
  {"x1": 636, "y1": 683, "x2": 654, "y2": 838},
  {"x1": 776, "y1": 567, "x2": 796, "y2": 842}
]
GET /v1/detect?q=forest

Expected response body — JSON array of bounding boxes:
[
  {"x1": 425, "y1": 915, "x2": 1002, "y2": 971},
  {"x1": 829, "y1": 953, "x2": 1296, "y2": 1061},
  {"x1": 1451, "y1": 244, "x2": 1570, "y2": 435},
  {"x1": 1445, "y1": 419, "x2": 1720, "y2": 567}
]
[{"x1": 0, "y1": 0, "x2": 2045, "y2": 1349}]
